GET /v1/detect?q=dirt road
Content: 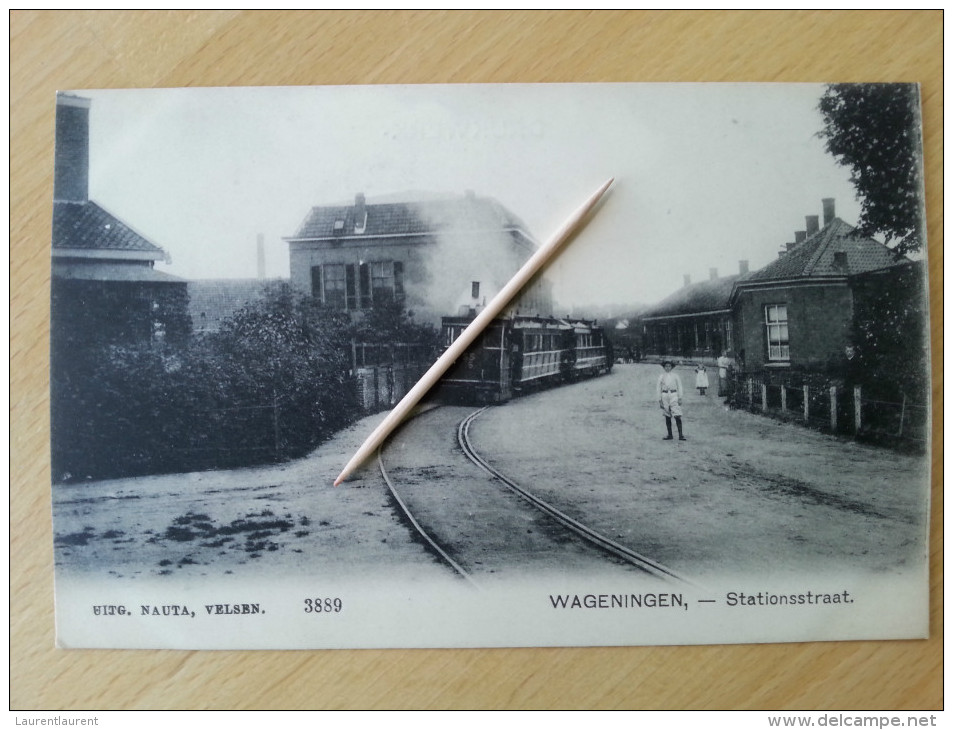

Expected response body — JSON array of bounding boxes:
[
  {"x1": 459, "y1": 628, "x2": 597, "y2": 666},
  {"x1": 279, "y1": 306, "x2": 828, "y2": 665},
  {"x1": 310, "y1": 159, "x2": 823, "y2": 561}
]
[
  {"x1": 380, "y1": 405, "x2": 661, "y2": 582},
  {"x1": 52, "y1": 408, "x2": 453, "y2": 583},
  {"x1": 52, "y1": 363, "x2": 929, "y2": 583},
  {"x1": 470, "y1": 363, "x2": 929, "y2": 578}
]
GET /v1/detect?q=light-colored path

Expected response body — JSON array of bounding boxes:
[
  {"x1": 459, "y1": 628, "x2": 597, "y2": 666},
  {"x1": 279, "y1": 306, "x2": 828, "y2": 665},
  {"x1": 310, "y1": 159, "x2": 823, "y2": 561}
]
[{"x1": 471, "y1": 363, "x2": 929, "y2": 577}]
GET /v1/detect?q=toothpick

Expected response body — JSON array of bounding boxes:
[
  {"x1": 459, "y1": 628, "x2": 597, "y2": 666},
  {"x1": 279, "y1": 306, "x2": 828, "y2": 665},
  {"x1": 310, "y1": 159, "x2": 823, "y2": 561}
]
[{"x1": 334, "y1": 178, "x2": 614, "y2": 486}]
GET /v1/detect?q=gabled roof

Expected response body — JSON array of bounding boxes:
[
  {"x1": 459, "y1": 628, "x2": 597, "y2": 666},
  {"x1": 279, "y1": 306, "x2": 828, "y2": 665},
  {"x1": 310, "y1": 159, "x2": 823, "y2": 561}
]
[
  {"x1": 287, "y1": 193, "x2": 535, "y2": 242},
  {"x1": 52, "y1": 201, "x2": 165, "y2": 258},
  {"x1": 742, "y1": 218, "x2": 903, "y2": 283},
  {"x1": 643, "y1": 273, "x2": 743, "y2": 320}
]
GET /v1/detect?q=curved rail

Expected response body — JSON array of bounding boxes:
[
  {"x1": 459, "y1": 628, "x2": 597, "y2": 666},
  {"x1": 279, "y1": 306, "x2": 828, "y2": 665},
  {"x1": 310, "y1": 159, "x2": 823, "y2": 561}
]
[
  {"x1": 377, "y1": 445, "x2": 481, "y2": 589},
  {"x1": 458, "y1": 407, "x2": 692, "y2": 585}
]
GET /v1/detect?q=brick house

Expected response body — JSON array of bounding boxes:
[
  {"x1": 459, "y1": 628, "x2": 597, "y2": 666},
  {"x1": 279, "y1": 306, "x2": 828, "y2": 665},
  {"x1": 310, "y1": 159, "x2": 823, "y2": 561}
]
[
  {"x1": 641, "y1": 198, "x2": 913, "y2": 382},
  {"x1": 284, "y1": 192, "x2": 553, "y2": 326},
  {"x1": 51, "y1": 94, "x2": 189, "y2": 480},
  {"x1": 187, "y1": 279, "x2": 284, "y2": 335},
  {"x1": 51, "y1": 94, "x2": 189, "y2": 349},
  {"x1": 729, "y1": 199, "x2": 904, "y2": 374},
  {"x1": 641, "y1": 262, "x2": 750, "y2": 361}
]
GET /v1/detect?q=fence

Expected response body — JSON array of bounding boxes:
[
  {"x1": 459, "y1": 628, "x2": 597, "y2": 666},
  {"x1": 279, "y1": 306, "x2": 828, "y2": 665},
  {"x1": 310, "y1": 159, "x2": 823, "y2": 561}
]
[
  {"x1": 351, "y1": 340, "x2": 436, "y2": 413},
  {"x1": 351, "y1": 341, "x2": 434, "y2": 368},
  {"x1": 727, "y1": 370, "x2": 929, "y2": 449}
]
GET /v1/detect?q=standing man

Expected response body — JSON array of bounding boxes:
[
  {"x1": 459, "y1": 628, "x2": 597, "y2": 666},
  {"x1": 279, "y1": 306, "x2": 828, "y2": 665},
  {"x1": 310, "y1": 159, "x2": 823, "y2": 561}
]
[{"x1": 657, "y1": 360, "x2": 686, "y2": 441}]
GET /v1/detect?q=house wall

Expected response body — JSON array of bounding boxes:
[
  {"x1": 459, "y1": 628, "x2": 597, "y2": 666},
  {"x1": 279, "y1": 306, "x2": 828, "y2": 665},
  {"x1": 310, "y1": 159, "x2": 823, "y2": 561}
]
[
  {"x1": 51, "y1": 279, "x2": 191, "y2": 353},
  {"x1": 289, "y1": 234, "x2": 431, "y2": 315},
  {"x1": 733, "y1": 282, "x2": 853, "y2": 372},
  {"x1": 289, "y1": 230, "x2": 552, "y2": 326},
  {"x1": 643, "y1": 313, "x2": 732, "y2": 362}
]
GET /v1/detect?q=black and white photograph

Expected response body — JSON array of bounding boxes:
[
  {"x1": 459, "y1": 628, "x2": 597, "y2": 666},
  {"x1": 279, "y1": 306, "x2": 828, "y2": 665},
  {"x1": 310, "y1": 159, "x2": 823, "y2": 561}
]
[{"x1": 50, "y1": 83, "x2": 931, "y2": 649}]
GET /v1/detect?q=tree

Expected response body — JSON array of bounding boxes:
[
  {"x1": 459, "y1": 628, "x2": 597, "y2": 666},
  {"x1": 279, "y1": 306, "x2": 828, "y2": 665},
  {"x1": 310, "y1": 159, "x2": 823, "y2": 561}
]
[
  {"x1": 210, "y1": 282, "x2": 357, "y2": 457},
  {"x1": 52, "y1": 282, "x2": 362, "y2": 481},
  {"x1": 351, "y1": 299, "x2": 439, "y2": 346},
  {"x1": 817, "y1": 84, "x2": 925, "y2": 256}
]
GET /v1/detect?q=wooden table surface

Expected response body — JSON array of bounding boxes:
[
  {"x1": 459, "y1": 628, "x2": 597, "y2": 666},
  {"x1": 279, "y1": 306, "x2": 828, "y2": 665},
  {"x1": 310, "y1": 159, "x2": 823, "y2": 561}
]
[{"x1": 10, "y1": 10, "x2": 942, "y2": 711}]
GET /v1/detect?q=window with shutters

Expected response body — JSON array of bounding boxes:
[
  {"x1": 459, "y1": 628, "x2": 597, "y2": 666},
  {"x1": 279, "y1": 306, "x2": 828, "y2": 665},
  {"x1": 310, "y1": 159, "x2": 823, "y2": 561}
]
[
  {"x1": 324, "y1": 264, "x2": 347, "y2": 309},
  {"x1": 371, "y1": 261, "x2": 395, "y2": 305}
]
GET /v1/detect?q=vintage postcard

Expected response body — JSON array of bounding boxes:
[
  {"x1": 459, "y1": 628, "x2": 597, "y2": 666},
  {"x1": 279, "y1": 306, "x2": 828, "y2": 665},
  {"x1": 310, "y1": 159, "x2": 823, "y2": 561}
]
[{"x1": 50, "y1": 84, "x2": 931, "y2": 649}]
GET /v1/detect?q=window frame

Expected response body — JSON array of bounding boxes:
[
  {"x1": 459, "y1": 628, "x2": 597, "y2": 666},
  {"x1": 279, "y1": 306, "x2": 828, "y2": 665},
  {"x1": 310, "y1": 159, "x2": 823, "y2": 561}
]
[{"x1": 764, "y1": 304, "x2": 790, "y2": 362}]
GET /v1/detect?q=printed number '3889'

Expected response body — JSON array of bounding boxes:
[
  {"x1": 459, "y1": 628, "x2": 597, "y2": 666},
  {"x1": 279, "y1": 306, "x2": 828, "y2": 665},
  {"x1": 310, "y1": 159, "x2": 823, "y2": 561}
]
[{"x1": 304, "y1": 597, "x2": 343, "y2": 613}]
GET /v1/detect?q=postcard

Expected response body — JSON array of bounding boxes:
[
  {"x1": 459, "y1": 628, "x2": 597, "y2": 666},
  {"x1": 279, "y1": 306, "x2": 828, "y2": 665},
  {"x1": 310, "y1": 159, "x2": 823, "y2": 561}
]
[{"x1": 50, "y1": 83, "x2": 931, "y2": 649}]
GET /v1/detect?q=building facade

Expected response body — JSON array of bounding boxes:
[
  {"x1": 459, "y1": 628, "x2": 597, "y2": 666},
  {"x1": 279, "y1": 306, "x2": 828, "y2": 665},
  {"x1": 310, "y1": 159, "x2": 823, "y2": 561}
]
[
  {"x1": 285, "y1": 192, "x2": 553, "y2": 326},
  {"x1": 51, "y1": 94, "x2": 188, "y2": 349},
  {"x1": 51, "y1": 94, "x2": 189, "y2": 481},
  {"x1": 730, "y1": 200, "x2": 903, "y2": 373},
  {"x1": 642, "y1": 199, "x2": 910, "y2": 379},
  {"x1": 641, "y1": 263, "x2": 749, "y2": 362}
]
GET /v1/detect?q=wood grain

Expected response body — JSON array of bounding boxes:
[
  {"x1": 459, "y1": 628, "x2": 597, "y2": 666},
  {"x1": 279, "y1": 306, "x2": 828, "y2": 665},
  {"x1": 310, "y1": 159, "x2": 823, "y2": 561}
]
[{"x1": 11, "y1": 10, "x2": 941, "y2": 710}]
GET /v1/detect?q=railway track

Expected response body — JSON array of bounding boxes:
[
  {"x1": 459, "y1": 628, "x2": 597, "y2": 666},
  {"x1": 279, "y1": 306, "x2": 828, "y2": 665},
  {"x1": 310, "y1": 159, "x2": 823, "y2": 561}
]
[
  {"x1": 377, "y1": 443, "x2": 480, "y2": 589},
  {"x1": 378, "y1": 405, "x2": 691, "y2": 587},
  {"x1": 458, "y1": 407, "x2": 690, "y2": 584}
]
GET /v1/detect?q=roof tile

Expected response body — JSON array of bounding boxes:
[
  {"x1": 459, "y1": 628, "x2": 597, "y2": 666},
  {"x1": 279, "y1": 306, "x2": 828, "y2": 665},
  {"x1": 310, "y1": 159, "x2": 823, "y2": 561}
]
[
  {"x1": 745, "y1": 218, "x2": 902, "y2": 281},
  {"x1": 643, "y1": 274, "x2": 742, "y2": 319},
  {"x1": 52, "y1": 201, "x2": 164, "y2": 254},
  {"x1": 289, "y1": 194, "x2": 533, "y2": 241}
]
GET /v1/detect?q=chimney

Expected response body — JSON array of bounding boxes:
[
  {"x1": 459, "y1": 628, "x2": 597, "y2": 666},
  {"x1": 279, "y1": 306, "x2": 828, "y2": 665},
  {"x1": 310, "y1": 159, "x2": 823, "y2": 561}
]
[
  {"x1": 795, "y1": 230, "x2": 806, "y2": 244},
  {"x1": 354, "y1": 193, "x2": 367, "y2": 233},
  {"x1": 257, "y1": 233, "x2": 266, "y2": 280},
  {"x1": 806, "y1": 215, "x2": 820, "y2": 236},
  {"x1": 786, "y1": 241, "x2": 796, "y2": 251},
  {"x1": 709, "y1": 267, "x2": 718, "y2": 281},
  {"x1": 683, "y1": 274, "x2": 691, "y2": 287},
  {"x1": 739, "y1": 260, "x2": 749, "y2": 275},
  {"x1": 833, "y1": 251, "x2": 848, "y2": 270},
  {"x1": 54, "y1": 94, "x2": 91, "y2": 203},
  {"x1": 822, "y1": 198, "x2": 836, "y2": 226}
]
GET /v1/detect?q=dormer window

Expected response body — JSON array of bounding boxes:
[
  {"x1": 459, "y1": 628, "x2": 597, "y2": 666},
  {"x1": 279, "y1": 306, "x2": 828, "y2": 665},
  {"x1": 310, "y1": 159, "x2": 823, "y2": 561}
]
[
  {"x1": 333, "y1": 219, "x2": 345, "y2": 233},
  {"x1": 354, "y1": 212, "x2": 368, "y2": 235}
]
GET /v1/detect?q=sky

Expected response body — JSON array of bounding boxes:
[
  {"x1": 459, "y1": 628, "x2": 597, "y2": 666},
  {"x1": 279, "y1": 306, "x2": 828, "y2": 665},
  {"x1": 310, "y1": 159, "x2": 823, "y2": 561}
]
[{"x1": 77, "y1": 83, "x2": 864, "y2": 310}]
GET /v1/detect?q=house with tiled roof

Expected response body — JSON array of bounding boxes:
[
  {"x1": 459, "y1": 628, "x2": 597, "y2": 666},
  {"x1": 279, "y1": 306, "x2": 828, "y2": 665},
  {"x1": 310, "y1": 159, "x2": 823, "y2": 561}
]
[
  {"x1": 641, "y1": 261, "x2": 751, "y2": 361},
  {"x1": 51, "y1": 94, "x2": 188, "y2": 347},
  {"x1": 730, "y1": 199, "x2": 907, "y2": 373},
  {"x1": 285, "y1": 191, "x2": 553, "y2": 326},
  {"x1": 641, "y1": 197, "x2": 913, "y2": 381},
  {"x1": 187, "y1": 278, "x2": 284, "y2": 334},
  {"x1": 52, "y1": 200, "x2": 180, "y2": 283}
]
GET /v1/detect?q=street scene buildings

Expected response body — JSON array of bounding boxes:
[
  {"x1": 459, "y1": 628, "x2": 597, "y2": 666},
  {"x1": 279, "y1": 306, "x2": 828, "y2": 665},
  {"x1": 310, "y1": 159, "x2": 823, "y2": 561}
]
[{"x1": 48, "y1": 85, "x2": 931, "y2": 649}]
